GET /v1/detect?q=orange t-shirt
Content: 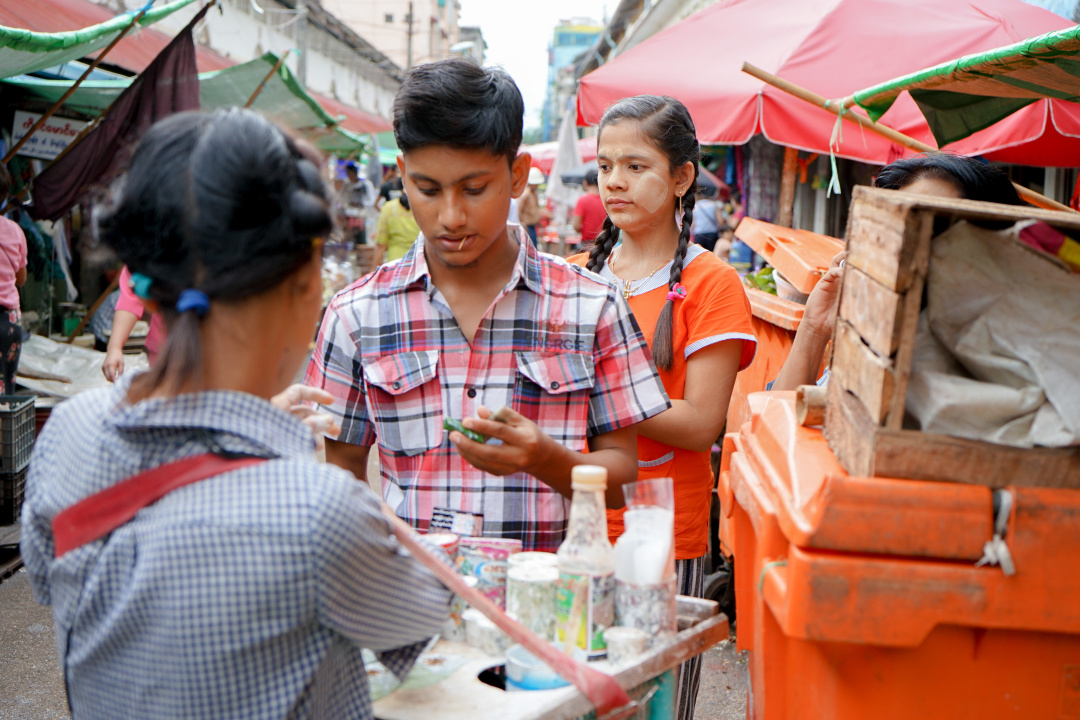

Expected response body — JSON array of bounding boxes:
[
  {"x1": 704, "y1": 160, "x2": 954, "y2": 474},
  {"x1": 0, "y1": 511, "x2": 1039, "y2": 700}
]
[{"x1": 570, "y1": 244, "x2": 756, "y2": 559}]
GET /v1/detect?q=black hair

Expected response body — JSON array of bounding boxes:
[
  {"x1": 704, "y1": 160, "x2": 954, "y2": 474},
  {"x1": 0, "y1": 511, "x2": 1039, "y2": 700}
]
[
  {"x1": 400, "y1": 191, "x2": 411, "y2": 211},
  {"x1": 584, "y1": 168, "x2": 599, "y2": 187},
  {"x1": 98, "y1": 108, "x2": 332, "y2": 401},
  {"x1": 393, "y1": 57, "x2": 523, "y2": 164},
  {"x1": 586, "y1": 95, "x2": 699, "y2": 371},
  {"x1": 874, "y1": 152, "x2": 1023, "y2": 205},
  {"x1": 0, "y1": 164, "x2": 11, "y2": 201}
]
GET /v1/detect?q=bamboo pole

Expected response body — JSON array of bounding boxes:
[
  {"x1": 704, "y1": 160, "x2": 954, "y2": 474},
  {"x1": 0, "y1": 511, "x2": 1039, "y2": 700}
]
[
  {"x1": 741, "y1": 62, "x2": 1076, "y2": 214},
  {"x1": 245, "y1": 50, "x2": 291, "y2": 108},
  {"x1": 777, "y1": 146, "x2": 799, "y2": 227},
  {"x1": 2, "y1": 6, "x2": 150, "y2": 165}
]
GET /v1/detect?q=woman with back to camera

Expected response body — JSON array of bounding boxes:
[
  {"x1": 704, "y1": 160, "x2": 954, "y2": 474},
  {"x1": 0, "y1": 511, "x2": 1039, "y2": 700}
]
[
  {"x1": 570, "y1": 95, "x2": 756, "y2": 720},
  {"x1": 770, "y1": 152, "x2": 1023, "y2": 392},
  {"x1": 20, "y1": 109, "x2": 450, "y2": 720}
]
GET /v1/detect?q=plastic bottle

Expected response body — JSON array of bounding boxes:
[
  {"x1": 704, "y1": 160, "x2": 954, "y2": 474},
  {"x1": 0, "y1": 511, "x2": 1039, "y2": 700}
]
[{"x1": 555, "y1": 465, "x2": 616, "y2": 660}]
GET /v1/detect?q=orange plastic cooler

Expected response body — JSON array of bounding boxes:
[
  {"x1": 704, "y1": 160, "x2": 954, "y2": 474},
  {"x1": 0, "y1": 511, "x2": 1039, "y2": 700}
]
[{"x1": 722, "y1": 393, "x2": 1080, "y2": 719}]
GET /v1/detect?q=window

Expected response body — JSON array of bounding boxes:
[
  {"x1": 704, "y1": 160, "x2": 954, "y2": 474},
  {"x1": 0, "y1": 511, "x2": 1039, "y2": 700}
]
[{"x1": 385, "y1": 13, "x2": 394, "y2": 22}]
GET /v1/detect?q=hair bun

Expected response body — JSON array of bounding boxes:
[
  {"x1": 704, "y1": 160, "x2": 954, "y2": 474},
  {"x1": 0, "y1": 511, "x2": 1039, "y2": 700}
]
[
  {"x1": 295, "y1": 158, "x2": 325, "y2": 198},
  {"x1": 289, "y1": 187, "x2": 332, "y2": 237}
]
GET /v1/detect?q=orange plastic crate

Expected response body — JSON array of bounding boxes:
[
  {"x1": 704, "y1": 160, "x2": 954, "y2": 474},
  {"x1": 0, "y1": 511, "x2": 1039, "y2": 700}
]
[{"x1": 728, "y1": 393, "x2": 1080, "y2": 719}]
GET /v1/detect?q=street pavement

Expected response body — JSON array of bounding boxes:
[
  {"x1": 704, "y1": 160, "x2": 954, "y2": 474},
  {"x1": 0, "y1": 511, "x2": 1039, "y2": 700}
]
[{"x1": 0, "y1": 565, "x2": 747, "y2": 719}]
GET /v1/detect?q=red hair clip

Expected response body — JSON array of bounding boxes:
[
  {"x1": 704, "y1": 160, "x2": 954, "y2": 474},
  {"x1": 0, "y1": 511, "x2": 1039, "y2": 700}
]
[{"x1": 667, "y1": 284, "x2": 687, "y2": 302}]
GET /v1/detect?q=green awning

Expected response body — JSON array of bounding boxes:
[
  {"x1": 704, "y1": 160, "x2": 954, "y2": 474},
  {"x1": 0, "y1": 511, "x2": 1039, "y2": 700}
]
[
  {"x1": 853, "y1": 24, "x2": 1080, "y2": 146},
  {"x1": 0, "y1": 0, "x2": 199, "y2": 79},
  {"x1": 2, "y1": 53, "x2": 370, "y2": 155}
]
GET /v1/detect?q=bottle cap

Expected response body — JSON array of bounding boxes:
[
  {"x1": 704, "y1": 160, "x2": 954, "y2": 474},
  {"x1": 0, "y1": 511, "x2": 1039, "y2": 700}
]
[{"x1": 571, "y1": 464, "x2": 608, "y2": 491}]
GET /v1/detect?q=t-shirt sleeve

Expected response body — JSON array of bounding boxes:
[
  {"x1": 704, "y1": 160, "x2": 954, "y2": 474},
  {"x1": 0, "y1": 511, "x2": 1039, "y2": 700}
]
[
  {"x1": 684, "y1": 262, "x2": 757, "y2": 371},
  {"x1": 304, "y1": 298, "x2": 376, "y2": 446},
  {"x1": 114, "y1": 266, "x2": 147, "y2": 317},
  {"x1": 587, "y1": 287, "x2": 671, "y2": 436}
]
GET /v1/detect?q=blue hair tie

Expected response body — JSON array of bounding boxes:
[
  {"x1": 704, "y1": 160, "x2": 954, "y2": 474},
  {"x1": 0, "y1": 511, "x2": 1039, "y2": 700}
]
[
  {"x1": 176, "y1": 289, "x2": 210, "y2": 317},
  {"x1": 129, "y1": 272, "x2": 154, "y2": 300}
]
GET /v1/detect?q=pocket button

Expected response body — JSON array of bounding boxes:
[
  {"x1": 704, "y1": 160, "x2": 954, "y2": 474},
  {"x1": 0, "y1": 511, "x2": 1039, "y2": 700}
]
[
  {"x1": 550, "y1": 381, "x2": 560, "y2": 390},
  {"x1": 392, "y1": 380, "x2": 402, "y2": 390},
  {"x1": 467, "y1": 388, "x2": 477, "y2": 398}
]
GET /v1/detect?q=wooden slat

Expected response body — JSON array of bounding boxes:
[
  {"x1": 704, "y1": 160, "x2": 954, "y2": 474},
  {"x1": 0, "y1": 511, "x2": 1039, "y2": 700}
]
[
  {"x1": 870, "y1": 429, "x2": 1080, "y2": 489},
  {"x1": 844, "y1": 193, "x2": 932, "y2": 293},
  {"x1": 884, "y1": 244, "x2": 929, "y2": 431},
  {"x1": 824, "y1": 376, "x2": 876, "y2": 477},
  {"x1": 829, "y1": 319, "x2": 896, "y2": 424},
  {"x1": 838, "y1": 265, "x2": 904, "y2": 357}
]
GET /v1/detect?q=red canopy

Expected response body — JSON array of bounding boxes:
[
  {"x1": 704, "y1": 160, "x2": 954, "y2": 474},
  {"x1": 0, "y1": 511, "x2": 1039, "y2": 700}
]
[
  {"x1": 0, "y1": 0, "x2": 234, "y2": 74},
  {"x1": 314, "y1": 93, "x2": 392, "y2": 134},
  {"x1": 577, "y1": 0, "x2": 1080, "y2": 166}
]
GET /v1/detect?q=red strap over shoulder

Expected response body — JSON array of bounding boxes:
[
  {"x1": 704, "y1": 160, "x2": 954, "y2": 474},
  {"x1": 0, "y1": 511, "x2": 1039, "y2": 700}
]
[{"x1": 53, "y1": 453, "x2": 266, "y2": 558}]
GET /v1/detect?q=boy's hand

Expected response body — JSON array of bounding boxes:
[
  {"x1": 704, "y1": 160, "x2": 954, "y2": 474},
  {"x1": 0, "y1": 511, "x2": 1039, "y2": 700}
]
[{"x1": 448, "y1": 406, "x2": 552, "y2": 477}]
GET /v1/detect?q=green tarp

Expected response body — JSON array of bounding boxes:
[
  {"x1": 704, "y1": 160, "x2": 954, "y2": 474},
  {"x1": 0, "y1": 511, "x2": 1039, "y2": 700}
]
[
  {"x1": 853, "y1": 24, "x2": 1080, "y2": 147},
  {"x1": 0, "y1": 0, "x2": 199, "y2": 79},
  {"x1": 2, "y1": 53, "x2": 370, "y2": 155}
]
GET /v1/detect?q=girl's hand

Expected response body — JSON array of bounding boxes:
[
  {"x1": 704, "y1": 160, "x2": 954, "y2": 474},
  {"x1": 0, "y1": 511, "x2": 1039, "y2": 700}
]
[
  {"x1": 270, "y1": 384, "x2": 342, "y2": 451},
  {"x1": 102, "y1": 348, "x2": 125, "y2": 382},
  {"x1": 448, "y1": 405, "x2": 550, "y2": 477}
]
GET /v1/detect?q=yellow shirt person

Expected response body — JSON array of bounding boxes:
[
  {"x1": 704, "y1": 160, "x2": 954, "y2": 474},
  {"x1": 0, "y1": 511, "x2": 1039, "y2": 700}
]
[{"x1": 375, "y1": 196, "x2": 420, "y2": 262}]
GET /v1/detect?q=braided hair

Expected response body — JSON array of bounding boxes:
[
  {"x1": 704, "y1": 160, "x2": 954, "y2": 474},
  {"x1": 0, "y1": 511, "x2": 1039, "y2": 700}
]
[
  {"x1": 97, "y1": 109, "x2": 333, "y2": 400},
  {"x1": 586, "y1": 96, "x2": 699, "y2": 371}
]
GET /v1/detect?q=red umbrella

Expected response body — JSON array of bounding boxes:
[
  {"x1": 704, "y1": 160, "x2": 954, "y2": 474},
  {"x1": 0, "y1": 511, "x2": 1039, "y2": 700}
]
[
  {"x1": 525, "y1": 137, "x2": 598, "y2": 175},
  {"x1": 577, "y1": 0, "x2": 1080, "y2": 166}
]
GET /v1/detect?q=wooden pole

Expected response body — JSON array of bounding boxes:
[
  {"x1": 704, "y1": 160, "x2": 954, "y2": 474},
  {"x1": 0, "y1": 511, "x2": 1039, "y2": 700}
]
[
  {"x1": 245, "y1": 50, "x2": 291, "y2": 108},
  {"x1": 777, "y1": 146, "x2": 799, "y2": 227},
  {"x1": 65, "y1": 274, "x2": 119, "y2": 343},
  {"x1": 741, "y1": 62, "x2": 1076, "y2": 214},
  {"x1": 2, "y1": 6, "x2": 150, "y2": 165}
]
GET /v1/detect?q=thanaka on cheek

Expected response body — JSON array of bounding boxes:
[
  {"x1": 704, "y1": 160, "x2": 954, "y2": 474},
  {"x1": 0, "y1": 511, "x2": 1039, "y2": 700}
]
[{"x1": 634, "y1": 172, "x2": 670, "y2": 214}]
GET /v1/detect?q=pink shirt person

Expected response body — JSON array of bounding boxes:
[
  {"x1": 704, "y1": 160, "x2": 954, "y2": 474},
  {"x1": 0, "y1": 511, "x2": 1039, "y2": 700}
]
[
  {"x1": 0, "y1": 215, "x2": 27, "y2": 313},
  {"x1": 116, "y1": 266, "x2": 165, "y2": 362}
]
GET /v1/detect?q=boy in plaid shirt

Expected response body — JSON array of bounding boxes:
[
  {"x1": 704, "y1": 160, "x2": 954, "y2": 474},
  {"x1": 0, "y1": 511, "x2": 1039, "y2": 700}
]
[{"x1": 306, "y1": 59, "x2": 668, "y2": 551}]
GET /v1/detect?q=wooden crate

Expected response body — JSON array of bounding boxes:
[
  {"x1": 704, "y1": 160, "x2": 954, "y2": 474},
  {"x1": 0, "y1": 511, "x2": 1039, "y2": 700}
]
[{"x1": 825, "y1": 186, "x2": 1080, "y2": 488}]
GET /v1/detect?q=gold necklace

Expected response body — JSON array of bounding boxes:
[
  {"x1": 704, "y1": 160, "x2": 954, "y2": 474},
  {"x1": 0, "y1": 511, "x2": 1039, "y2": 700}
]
[{"x1": 608, "y1": 247, "x2": 669, "y2": 299}]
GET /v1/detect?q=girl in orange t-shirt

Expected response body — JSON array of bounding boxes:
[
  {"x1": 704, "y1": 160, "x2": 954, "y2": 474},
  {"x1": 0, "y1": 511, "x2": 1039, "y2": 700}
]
[{"x1": 570, "y1": 95, "x2": 755, "y2": 720}]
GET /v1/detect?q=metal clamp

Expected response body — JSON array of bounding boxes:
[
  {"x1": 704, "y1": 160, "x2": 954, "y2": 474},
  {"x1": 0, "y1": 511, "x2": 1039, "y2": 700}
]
[{"x1": 975, "y1": 489, "x2": 1016, "y2": 577}]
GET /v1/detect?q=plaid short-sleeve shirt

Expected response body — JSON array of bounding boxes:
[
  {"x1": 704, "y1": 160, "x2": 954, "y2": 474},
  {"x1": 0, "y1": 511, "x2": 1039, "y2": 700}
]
[{"x1": 306, "y1": 226, "x2": 669, "y2": 551}]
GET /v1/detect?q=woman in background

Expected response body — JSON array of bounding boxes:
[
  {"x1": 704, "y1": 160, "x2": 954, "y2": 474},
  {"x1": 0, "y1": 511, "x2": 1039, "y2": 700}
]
[{"x1": 0, "y1": 164, "x2": 27, "y2": 394}]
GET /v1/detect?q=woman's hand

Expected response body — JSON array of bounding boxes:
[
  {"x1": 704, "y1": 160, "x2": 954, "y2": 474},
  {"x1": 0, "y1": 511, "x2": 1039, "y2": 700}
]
[
  {"x1": 270, "y1": 384, "x2": 342, "y2": 451},
  {"x1": 801, "y1": 251, "x2": 847, "y2": 339},
  {"x1": 102, "y1": 347, "x2": 125, "y2": 382}
]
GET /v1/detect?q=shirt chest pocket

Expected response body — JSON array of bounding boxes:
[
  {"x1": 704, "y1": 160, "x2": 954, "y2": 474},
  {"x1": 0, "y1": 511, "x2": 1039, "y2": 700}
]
[
  {"x1": 513, "y1": 351, "x2": 596, "y2": 431},
  {"x1": 362, "y1": 350, "x2": 443, "y2": 456}
]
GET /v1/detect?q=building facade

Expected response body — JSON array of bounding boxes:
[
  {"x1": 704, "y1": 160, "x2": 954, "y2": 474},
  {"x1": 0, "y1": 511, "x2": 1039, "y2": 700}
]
[
  {"x1": 319, "y1": 0, "x2": 461, "y2": 70},
  {"x1": 542, "y1": 18, "x2": 602, "y2": 142},
  {"x1": 95, "y1": 0, "x2": 403, "y2": 120}
]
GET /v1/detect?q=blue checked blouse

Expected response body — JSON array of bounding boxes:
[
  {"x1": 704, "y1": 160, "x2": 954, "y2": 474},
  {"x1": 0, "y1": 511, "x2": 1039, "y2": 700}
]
[{"x1": 20, "y1": 378, "x2": 452, "y2": 719}]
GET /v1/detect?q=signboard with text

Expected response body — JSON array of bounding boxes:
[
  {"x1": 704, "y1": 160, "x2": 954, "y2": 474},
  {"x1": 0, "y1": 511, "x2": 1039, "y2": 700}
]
[{"x1": 10, "y1": 111, "x2": 88, "y2": 161}]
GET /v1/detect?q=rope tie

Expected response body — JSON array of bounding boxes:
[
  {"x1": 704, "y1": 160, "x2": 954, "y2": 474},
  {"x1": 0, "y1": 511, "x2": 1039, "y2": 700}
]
[
  {"x1": 825, "y1": 99, "x2": 845, "y2": 198},
  {"x1": 975, "y1": 489, "x2": 1016, "y2": 577},
  {"x1": 759, "y1": 558, "x2": 788, "y2": 593}
]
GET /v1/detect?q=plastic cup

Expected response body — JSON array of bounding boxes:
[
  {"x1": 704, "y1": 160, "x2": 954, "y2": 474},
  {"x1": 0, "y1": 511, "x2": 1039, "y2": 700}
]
[{"x1": 621, "y1": 477, "x2": 674, "y2": 511}]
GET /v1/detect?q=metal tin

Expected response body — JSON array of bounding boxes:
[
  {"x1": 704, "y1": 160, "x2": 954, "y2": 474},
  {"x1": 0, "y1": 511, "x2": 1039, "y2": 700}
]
[
  {"x1": 506, "y1": 564, "x2": 559, "y2": 640},
  {"x1": 457, "y1": 537, "x2": 522, "y2": 609}
]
